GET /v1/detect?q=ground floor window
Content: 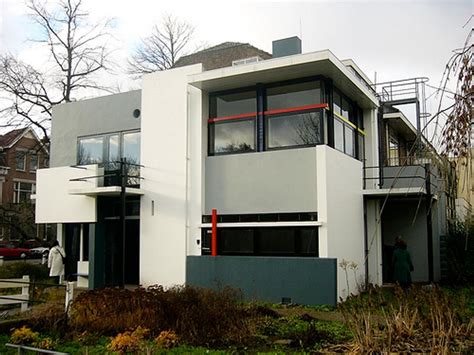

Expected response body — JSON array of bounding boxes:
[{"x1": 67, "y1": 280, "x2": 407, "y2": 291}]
[{"x1": 201, "y1": 226, "x2": 318, "y2": 257}]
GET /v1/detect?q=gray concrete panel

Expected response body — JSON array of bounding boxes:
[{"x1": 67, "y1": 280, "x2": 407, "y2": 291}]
[
  {"x1": 51, "y1": 90, "x2": 141, "y2": 167},
  {"x1": 381, "y1": 165, "x2": 426, "y2": 189},
  {"x1": 205, "y1": 148, "x2": 318, "y2": 214},
  {"x1": 186, "y1": 256, "x2": 337, "y2": 306}
]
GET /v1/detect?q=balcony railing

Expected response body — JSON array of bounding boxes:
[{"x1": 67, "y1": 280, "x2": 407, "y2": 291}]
[
  {"x1": 364, "y1": 157, "x2": 440, "y2": 192},
  {"x1": 70, "y1": 160, "x2": 143, "y2": 189}
]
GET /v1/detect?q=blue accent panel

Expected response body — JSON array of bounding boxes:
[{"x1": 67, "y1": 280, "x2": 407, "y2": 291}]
[{"x1": 186, "y1": 256, "x2": 337, "y2": 306}]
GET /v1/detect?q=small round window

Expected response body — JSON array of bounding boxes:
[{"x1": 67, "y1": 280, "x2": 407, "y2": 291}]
[{"x1": 133, "y1": 109, "x2": 141, "y2": 119}]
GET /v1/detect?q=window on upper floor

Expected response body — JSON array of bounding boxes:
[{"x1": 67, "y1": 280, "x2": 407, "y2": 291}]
[
  {"x1": 77, "y1": 131, "x2": 141, "y2": 166},
  {"x1": 78, "y1": 136, "x2": 104, "y2": 165},
  {"x1": 265, "y1": 81, "x2": 324, "y2": 149},
  {"x1": 208, "y1": 79, "x2": 326, "y2": 155},
  {"x1": 209, "y1": 91, "x2": 257, "y2": 154},
  {"x1": 15, "y1": 151, "x2": 26, "y2": 171},
  {"x1": 13, "y1": 181, "x2": 35, "y2": 204},
  {"x1": 30, "y1": 154, "x2": 38, "y2": 172},
  {"x1": 388, "y1": 136, "x2": 399, "y2": 166},
  {"x1": 332, "y1": 88, "x2": 363, "y2": 159}
]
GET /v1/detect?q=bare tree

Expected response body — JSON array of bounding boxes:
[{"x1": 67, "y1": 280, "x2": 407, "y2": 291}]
[
  {"x1": 438, "y1": 30, "x2": 473, "y2": 159},
  {"x1": 0, "y1": 0, "x2": 114, "y2": 143},
  {"x1": 128, "y1": 14, "x2": 194, "y2": 74}
]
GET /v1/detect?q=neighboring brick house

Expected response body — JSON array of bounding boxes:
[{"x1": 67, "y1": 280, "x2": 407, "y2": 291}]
[
  {"x1": 0, "y1": 127, "x2": 48, "y2": 239},
  {"x1": 174, "y1": 42, "x2": 272, "y2": 70}
]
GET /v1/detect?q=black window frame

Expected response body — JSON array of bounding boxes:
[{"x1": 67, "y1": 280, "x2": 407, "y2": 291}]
[
  {"x1": 208, "y1": 76, "x2": 327, "y2": 156},
  {"x1": 201, "y1": 226, "x2": 319, "y2": 257}
]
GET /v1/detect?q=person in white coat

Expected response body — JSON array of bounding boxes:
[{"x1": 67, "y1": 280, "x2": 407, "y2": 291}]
[{"x1": 48, "y1": 240, "x2": 66, "y2": 284}]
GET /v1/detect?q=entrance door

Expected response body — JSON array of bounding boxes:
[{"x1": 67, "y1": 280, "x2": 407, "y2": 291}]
[
  {"x1": 104, "y1": 219, "x2": 140, "y2": 286},
  {"x1": 64, "y1": 224, "x2": 81, "y2": 281}
]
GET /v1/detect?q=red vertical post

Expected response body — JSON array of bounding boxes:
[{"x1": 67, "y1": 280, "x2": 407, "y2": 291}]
[{"x1": 211, "y1": 208, "x2": 217, "y2": 256}]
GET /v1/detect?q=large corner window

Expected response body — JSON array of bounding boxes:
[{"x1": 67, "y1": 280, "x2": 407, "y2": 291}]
[
  {"x1": 332, "y1": 88, "x2": 360, "y2": 159},
  {"x1": 266, "y1": 111, "x2": 323, "y2": 148},
  {"x1": 13, "y1": 181, "x2": 35, "y2": 204},
  {"x1": 266, "y1": 81, "x2": 324, "y2": 149},
  {"x1": 209, "y1": 91, "x2": 256, "y2": 154}
]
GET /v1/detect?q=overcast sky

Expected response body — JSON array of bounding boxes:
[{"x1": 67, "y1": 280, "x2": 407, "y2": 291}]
[{"x1": 0, "y1": 0, "x2": 472, "y2": 140}]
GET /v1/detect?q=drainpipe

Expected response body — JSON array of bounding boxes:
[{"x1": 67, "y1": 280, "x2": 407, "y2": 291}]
[{"x1": 211, "y1": 209, "x2": 217, "y2": 256}]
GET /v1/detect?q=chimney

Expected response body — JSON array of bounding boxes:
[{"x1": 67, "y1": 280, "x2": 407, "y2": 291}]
[{"x1": 272, "y1": 36, "x2": 302, "y2": 58}]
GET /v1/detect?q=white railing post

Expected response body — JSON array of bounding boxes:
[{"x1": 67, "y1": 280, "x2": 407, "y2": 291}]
[
  {"x1": 65, "y1": 282, "x2": 74, "y2": 313},
  {"x1": 21, "y1": 275, "x2": 29, "y2": 312}
]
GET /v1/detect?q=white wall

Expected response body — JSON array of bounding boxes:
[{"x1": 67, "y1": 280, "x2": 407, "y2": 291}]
[
  {"x1": 365, "y1": 199, "x2": 383, "y2": 285},
  {"x1": 140, "y1": 64, "x2": 203, "y2": 287},
  {"x1": 316, "y1": 146, "x2": 365, "y2": 299},
  {"x1": 35, "y1": 165, "x2": 98, "y2": 223}
]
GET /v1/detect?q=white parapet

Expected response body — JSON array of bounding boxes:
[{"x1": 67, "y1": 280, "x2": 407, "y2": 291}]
[{"x1": 35, "y1": 165, "x2": 99, "y2": 224}]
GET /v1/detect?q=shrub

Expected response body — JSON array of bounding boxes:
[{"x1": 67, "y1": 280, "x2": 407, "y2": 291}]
[
  {"x1": 339, "y1": 285, "x2": 473, "y2": 353},
  {"x1": 0, "y1": 262, "x2": 49, "y2": 281},
  {"x1": 106, "y1": 326, "x2": 149, "y2": 354},
  {"x1": 107, "y1": 331, "x2": 142, "y2": 354},
  {"x1": 155, "y1": 330, "x2": 179, "y2": 349},
  {"x1": 28, "y1": 303, "x2": 66, "y2": 334},
  {"x1": 10, "y1": 326, "x2": 39, "y2": 345},
  {"x1": 70, "y1": 285, "x2": 250, "y2": 346},
  {"x1": 32, "y1": 337, "x2": 56, "y2": 350}
]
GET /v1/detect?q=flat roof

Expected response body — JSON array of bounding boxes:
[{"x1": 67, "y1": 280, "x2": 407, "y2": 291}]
[{"x1": 188, "y1": 49, "x2": 379, "y2": 109}]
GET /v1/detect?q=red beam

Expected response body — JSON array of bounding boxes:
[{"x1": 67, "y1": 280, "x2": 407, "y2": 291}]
[
  {"x1": 211, "y1": 208, "x2": 217, "y2": 257},
  {"x1": 208, "y1": 112, "x2": 257, "y2": 123},
  {"x1": 264, "y1": 103, "x2": 328, "y2": 116}
]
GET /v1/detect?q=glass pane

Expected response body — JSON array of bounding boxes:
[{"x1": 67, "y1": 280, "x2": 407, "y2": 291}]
[
  {"x1": 300, "y1": 228, "x2": 318, "y2": 255},
  {"x1": 341, "y1": 97, "x2": 350, "y2": 118},
  {"x1": 389, "y1": 138, "x2": 399, "y2": 166},
  {"x1": 214, "y1": 119, "x2": 255, "y2": 153},
  {"x1": 212, "y1": 91, "x2": 256, "y2": 117},
  {"x1": 220, "y1": 228, "x2": 254, "y2": 254},
  {"x1": 30, "y1": 154, "x2": 38, "y2": 171},
  {"x1": 334, "y1": 118, "x2": 344, "y2": 152},
  {"x1": 267, "y1": 81, "x2": 321, "y2": 110},
  {"x1": 108, "y1": 135, "x2": 120, "y2": 163},
  {"x1": 267, "y1": 111, "x2": 322, "y2": 148},
  {"x1": 78, "y1": 137, "x2": 104, "y2": 164},
  {"x1": 122, "y1": 132, "x2": 140, "y2": 164},
  {"x1": 16, "y1": 152, "x2": 25, "y2": 170},
  {"x1": 358, "y1": 134, "x2": 365, "y2": 162},
  {"x1": 259, "y1": 228, "x2": 295, "y2": 254},
  {"x1": 344, "y1": 126, "x2": 355, "y2": 156},
  {"x1": 333, "y1": 90, "x2": 342, "y2": 115}
]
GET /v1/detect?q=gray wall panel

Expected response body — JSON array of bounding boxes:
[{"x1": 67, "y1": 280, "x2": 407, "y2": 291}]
[
  {"x1": 186, "y1": 256, "x2": 337, "y2": 306},
  {"x1": 205, "y1": 148, "x2": 318, "y2": 214},
  {"x1": 51, "y1": 90, "x2": 141, "y2": 167}
]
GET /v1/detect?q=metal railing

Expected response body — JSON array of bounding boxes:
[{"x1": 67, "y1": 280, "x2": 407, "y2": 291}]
[{"x1": 363, "y1": 163, "x2": 439, "y2": 192}]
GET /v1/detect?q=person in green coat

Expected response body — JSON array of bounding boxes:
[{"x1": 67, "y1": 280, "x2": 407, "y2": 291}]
[{"x1": 392, "y1": 237, "x2": 414, "y2": 291}]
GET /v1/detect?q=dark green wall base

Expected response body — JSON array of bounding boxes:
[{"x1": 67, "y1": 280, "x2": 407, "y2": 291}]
[{"x1": 186, "y1": 256, "x2": 337, "y2": 306}]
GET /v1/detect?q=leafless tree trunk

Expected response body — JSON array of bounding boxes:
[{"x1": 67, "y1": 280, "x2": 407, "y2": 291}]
[
  {"x1": 0, "y1": 0, "x2": 114, "y2": 143},
  {"x1": 128, "y1": 14, "x2": 195, "y2": 74}
]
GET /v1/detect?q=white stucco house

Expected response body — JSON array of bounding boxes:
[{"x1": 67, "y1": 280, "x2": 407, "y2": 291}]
[{"x1": 35, "y1": 38, "x2": 451, "y2": 305}]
